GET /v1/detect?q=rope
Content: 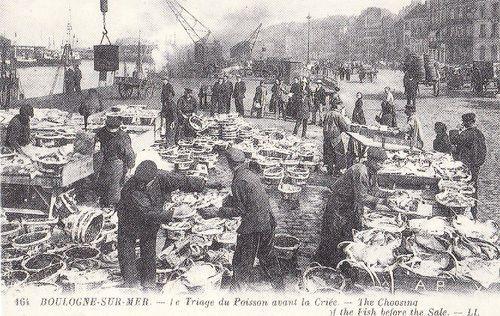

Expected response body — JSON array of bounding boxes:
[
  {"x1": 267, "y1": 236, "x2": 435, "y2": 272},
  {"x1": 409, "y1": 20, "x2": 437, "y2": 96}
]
[{"x1": 100, "y1": 12, "x2": 111, "y2": 45}]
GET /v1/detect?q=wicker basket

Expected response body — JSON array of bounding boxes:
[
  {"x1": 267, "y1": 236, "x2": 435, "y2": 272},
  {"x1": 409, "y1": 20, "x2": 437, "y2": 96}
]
[{"x1": 274, "y1": 234, "x2": 300, "y2": 260}]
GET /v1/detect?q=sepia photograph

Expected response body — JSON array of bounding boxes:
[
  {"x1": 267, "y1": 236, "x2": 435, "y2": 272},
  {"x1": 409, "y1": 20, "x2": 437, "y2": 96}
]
[{"x1": 0, "y1": 0, "x2": 499, "y2": 315}]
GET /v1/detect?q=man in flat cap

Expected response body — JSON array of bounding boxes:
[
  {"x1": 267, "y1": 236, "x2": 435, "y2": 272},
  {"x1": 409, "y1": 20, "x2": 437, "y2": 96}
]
[
  {"x1": 116, "y1": 160, "x2": 207, "y2": 289},
  {"x1": 199, "y1": 148, "x2": 284, "y2": 291},
  {"x1": 175, "y1": 87, "x2": 198, "y2": 142},
  {"x1": 94, "y1": 116, "x2": 136, "y2": 207},
  {"x1": 314, "y1": 147, "x2": 391, "y2": 267},
  {"x1": 451, "y1": 113, "x2": 486, "y2": 218},
  {"x1": 233, "y1": 75, "x2": 246, "y2": 117}
]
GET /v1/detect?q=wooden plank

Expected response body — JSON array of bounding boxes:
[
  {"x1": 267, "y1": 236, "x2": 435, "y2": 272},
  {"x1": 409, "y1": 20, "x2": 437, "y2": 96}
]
[
  {"x1": 60, "y1": 155, "x2": 94, "y2": 187},
  {"x1": 2, "y1": 207, "x2": 47, "y2": 216}
]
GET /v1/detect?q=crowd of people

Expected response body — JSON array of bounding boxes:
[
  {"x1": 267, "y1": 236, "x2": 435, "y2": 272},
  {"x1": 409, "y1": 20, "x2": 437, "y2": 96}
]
[{"x1": 1, "y1": 68, "x2": 488, "y2": 292}]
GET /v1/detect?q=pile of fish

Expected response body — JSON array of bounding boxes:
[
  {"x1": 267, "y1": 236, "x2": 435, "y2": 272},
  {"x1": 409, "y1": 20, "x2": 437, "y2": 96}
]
[
  {"x1": 381, "y1": 151, "x2": 471, "y2": 181},
  {"x1": 340, "y1": 198, "x2": 500, "y2": 290},
  {"x1": 156, "y1": 188, "x2": 242, "y2": 292}
]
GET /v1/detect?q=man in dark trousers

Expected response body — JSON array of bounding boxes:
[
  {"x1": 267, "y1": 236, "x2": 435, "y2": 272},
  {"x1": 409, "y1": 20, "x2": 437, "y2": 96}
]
[
  {"x1": 311, "y1": 80, "x2": 326, "y2": 125},
  {"x1": 314, "y1": 147, "x2": 390, "y2": 267},
  {"x1": 199, "y1": 148, "x2": 284, "y2": 292},
  {"x1": 404, "y1": 72, "x2": 418, "y2": 107},
  {"x1": 451, "y1": 113, "x2": 487, "y2": 218},
  {"x1": 250, "y1": 81, "x2": 265, "y2": 118},
  {"x1": 175, "y1": 88, "x2": 198, "y2": 142},
  {"x1": 4, "y1": 103, "x2": 34, "y2": 157},
  {"x1": 212, "y1": 77, "x2": 223, "y2": 115},
  {"x1": 117, "y1": 160, "x2": 206, "y2": 289},
  {"x1": 221, "y1": 75, "x2": 233, "y2": 113},
  {"x1": 95, "y1": 116, "x2": 136, "y2": 207},
  {"x1": 233, "y1": 75, "x2": 246, "y2": 117},
  {"x1": 293, "y1": 79, "x2": 311, "y2": 138},
  {"x1": 74, "y1": 64, "x2": 82, "y2": 93},
  {"x1": 160, "y1": 78, "x2": 176, "y2": 142},
  {"x1": 64, "y1": 67, "x2": 74, "y2": 93}
]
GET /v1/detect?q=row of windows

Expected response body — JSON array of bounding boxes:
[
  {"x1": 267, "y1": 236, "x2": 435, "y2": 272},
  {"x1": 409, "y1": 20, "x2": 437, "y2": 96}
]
[
  {"x1": 430, "y1": 2, "x2": 499, "y2": 27},
  {"x1": 479, "y1": 23, "x2": 499, "y2": 37},
  {"x1": 478, "y1": 45, "x2": 499, "y2": 61}
]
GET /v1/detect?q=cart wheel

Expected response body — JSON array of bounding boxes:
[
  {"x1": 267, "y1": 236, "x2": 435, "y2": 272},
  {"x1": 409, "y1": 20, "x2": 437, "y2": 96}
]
[{"x1": 118, "y1": 84, "x2": 133, "y2": 99}]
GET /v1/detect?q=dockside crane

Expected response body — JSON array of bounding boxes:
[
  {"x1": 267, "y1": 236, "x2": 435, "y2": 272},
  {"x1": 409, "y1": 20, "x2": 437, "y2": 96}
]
[
  {"x1": 164, "y1": 0, "x2": 223, "y2": 77},
  {"x1": 230, "y1": 23, "x2": 262, "y2": 62},
  {"x1": 165, "y1": 0, "x2": 212, "y2": 44}
]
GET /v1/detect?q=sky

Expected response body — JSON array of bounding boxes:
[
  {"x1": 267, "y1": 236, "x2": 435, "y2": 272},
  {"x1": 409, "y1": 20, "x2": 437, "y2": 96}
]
[{"x1": 0, "y1": 0, "x2": 414, "y2": 47}]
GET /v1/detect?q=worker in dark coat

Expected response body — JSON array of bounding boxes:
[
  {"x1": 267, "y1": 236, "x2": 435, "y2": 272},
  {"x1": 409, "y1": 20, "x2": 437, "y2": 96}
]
[
  {"x1": 199, "y1": 148, "x2": 284, "y2": 292},
  {"x1": 64, "y1": 67, "x2": 75, "y2": 93},
  {"x1": 471, "y1": 67, "x2": 484, "y2": 94},
  {"x1": 221, "y1": 75, "x2": 233, "y2": 114},
  {"x1": 311, "y1": 80, "x2": 326, "y2": 125},
  {"x1": 269, "y1": 79, "x2": 280, "y2": 114},
  {"x1": 347, "y1": 92, "x2": 366, "y2": 167},
  {"x1": 451, "y1": 113, "x2": 487, "y2": 218},
  {"x1": 404, "y1": 72, "x2": 418, "y2": 107},
  {"x1": 345, "y1": 66, "x2": 351, "y2": 81},
  {"x1": 323, "y1": 102, "x2": 349, "y2": 175},
  {"x1": 73, "y1": 64, "x2": 82, "y2": 93},
  {"x1": 293, "y1": 79, "x2": 311, "y2": 138},
  {"x1": 250, "y1": 81, "x2": 265, "y2": 118},
  {"x1": 175, "y1": 88, "x2": 198, "y2": 142},
  {"x1": 375, "y1": 100, "x2": 397, "y2": 127},
  {"x1": 433, "y1": 122, "x2": 452, "y2": 154},
  {"x1": 288, "y1": 77, "x2": 302, "y2": 119},
  {"x1": 233, "y1": 75, "x2": 246, "y2": 117},
  {"x1": 211, "y1": 77, "x2": 223, "y2": 116},
  {"x1": 5, "y1": 104, "x2": 34, "y2": 154},
  {"x1": 160, "y1": 78, "x2": 176, "y2": 142},
  {"x1": 95, "y1": 116, "x2": 136, "y2": 207},
  {"x1": 314, "y1": 147, "x2": 389, "y2": 268},
  {"x1": 117, "y1": 160, "x2": 206, "y2": 289}
]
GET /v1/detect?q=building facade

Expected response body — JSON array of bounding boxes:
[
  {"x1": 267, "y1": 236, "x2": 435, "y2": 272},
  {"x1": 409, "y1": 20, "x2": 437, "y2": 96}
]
[
  {"x1": 428, "y1": 0, "x2": 500, "y2": 64},
  {"x1": 349, "y1": 7, "x2": 395, "y2": 63}
]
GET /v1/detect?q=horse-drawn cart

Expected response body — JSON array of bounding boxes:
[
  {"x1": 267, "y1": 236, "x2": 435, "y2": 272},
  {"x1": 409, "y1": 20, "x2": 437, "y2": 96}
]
[{"x1": 114, "y1": 76, "x2": 155, "y2": 99}]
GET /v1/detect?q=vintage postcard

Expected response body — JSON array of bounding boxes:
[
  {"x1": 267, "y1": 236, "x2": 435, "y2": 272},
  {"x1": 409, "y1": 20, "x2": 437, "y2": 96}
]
[{"x1": 1, "y1": 0, "x2": 499, "y2": 315}]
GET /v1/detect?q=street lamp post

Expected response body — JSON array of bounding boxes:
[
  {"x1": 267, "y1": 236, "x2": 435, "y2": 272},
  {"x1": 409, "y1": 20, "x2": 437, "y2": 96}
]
[{"x1": 307, "y1": 13, "x2": 311, "y2": 65}]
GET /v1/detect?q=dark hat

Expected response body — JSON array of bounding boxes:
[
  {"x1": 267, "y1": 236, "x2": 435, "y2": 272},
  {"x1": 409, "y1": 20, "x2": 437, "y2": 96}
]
[
  {"x1": 462, "y1": 113, "x2": 475, "y2": 124},
  {"x1": 19, "y1": 104, "x2": 34, "y2": 118},
  {"x1": 224, "y1": 147, "x2": 246, "y2": 164},
  {"x1": 184, "y1": 88, "x2": 193, "y2": 93},
  {"x1": 105, "y1": 115, "x2": 122, "y2": 129},
  {"x1": 367, "y1": 147, "x2": 388, "y2": 162},
  {"x1": 134, "y1": 160, "x2": 158, "y2": 183},
  {"x1": 435, "y1": 122, "x2": 447, "y2": 132}
]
